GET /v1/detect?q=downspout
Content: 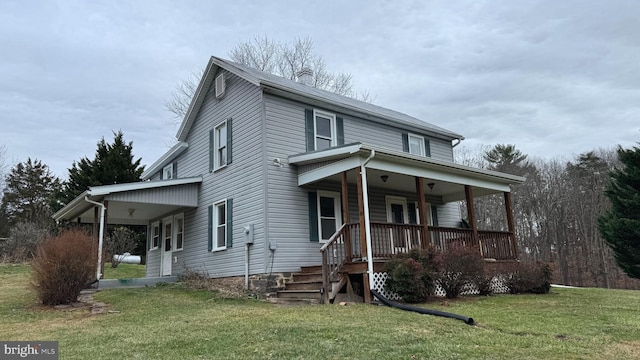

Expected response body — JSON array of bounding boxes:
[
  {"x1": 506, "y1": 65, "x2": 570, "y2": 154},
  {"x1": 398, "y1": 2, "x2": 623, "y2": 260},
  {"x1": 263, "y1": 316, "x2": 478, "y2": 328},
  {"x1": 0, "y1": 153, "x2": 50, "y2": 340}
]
[
  {"x1": 361, "y1": 150, "x2": 376, "y2": 292},
  {"x1": 85, "y1": 197, "x2": 106, "y2": 281},
  {"x1": 452, "y1": 138, "x2": 462, "y2": 148}
]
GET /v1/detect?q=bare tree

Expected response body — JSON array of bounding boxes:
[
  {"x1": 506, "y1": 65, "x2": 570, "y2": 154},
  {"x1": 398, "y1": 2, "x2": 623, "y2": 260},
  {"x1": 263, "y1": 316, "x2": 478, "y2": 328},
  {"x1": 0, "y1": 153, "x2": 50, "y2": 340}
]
[
  {"x1": 165, "y1": 36, "x2": 371, "y2": 121},
  {"x1": 106, "y1": 227, "x2": 137, "y2": 268}
]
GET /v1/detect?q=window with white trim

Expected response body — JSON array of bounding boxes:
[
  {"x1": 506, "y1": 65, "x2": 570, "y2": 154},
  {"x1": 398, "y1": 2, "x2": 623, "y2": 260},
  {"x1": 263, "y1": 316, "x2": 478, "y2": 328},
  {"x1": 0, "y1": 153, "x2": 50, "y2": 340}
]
[
  {"x1": 314, "y1": 110, "x2": 336, "y2": 151},
  {"x1": 162, "y1": 163, "x2": 174, "y2": 180},
  {"x1": 150, "y1": 221, "x2": 160, "y2": 250},
  {"x1": 408, "y1": 133, "x2": 426, "y2": 157},
  {"x1": 174, "y1": 213, "x2": 184, "y2": 251},
  {"x1": 214, "y1": 120, "x2": 227, "y2": 170},
  {"x1": 317, "y1": 191, "x2": 342, "y2": 242},
  {"x1": 213, "y1": 199, "x2": 227, "y2": 251}
]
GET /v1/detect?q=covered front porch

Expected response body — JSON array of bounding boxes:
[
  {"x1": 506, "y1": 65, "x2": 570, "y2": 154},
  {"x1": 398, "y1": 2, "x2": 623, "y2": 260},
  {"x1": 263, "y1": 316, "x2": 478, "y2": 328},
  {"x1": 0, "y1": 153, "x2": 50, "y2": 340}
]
[{"x1": 289, "y1": 143, "x2": 524, "y2": 303}]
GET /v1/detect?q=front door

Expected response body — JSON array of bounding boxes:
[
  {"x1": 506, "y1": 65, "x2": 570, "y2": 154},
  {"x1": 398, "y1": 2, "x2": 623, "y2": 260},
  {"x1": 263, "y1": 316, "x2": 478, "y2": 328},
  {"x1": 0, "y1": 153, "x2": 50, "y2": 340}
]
[
  {"x1": 161, "y1": 216, "x2": 173, "y2": 276},
  {"x1": 386, "y1": 196, "x2": 409, "y2": 253}
]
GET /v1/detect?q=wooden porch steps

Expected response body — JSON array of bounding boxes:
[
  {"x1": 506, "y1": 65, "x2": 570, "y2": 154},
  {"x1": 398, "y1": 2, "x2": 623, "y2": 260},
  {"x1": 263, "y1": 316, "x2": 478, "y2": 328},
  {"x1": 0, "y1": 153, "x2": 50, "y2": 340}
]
[{"x1": 274, "y1": 266, "x2": 324, "y2": 304}]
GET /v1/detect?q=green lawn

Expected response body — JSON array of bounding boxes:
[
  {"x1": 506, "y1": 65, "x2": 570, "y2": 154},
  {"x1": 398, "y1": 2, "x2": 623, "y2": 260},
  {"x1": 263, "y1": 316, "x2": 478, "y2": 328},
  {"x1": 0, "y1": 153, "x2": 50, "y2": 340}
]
[
  {"x1": 1, "y1": 263, "x2": 639, "y2": 359},
  {"x1": 102, "y1": 263, "x2": 146, "y2": 279}
]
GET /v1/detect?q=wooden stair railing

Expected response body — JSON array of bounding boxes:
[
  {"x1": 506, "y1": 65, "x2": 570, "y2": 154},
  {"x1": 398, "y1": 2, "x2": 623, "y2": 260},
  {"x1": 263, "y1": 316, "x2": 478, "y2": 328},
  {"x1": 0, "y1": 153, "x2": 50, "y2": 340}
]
[{"x1": 320, "y1": 223, "x2": 356, "y2": 304}]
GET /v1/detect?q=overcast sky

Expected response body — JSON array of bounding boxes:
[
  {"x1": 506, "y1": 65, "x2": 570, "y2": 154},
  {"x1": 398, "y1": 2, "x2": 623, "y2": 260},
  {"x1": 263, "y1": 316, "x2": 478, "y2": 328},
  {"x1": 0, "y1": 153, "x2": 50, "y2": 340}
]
[{"x1": 1, "y1": 0, "x2": 638, "y2": 179}]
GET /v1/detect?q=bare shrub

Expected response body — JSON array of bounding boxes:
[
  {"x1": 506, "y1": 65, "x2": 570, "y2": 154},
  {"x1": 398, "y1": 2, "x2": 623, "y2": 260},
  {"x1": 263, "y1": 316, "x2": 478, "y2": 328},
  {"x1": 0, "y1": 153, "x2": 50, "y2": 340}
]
[
  {"x1": 384, "y1": 247, "x2": 440, "y2": 303},
  {"x1": 504, "y1": 262, "x2": 553, "y2": 294},
  {"x1": 106, "y1": 227, "x2": 137, "y2": 268},
  {"x1": 31, "y1": 229, "x2": 95, "y2": 305},
  {"x1": 438, "y1": 244, "x2": 485, "y2": 299},
  {"x1": 1, "y1": 222, "x2": 50, "y2": 262}
]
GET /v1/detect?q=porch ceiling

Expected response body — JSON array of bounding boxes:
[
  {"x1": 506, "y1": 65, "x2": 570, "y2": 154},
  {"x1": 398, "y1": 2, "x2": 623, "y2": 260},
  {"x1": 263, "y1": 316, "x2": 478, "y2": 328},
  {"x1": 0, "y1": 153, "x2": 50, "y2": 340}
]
[
  {"x1": 289, "y1": 144, "x2": 524, "y2": 202},
  {"x1": 53, "y1": 177, "x2": 202, "y2": 225}
]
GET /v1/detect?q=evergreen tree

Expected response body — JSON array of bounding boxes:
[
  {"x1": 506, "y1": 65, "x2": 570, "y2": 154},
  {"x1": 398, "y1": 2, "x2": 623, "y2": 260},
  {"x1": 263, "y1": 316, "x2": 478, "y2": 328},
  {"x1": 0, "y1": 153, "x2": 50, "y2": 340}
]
[
  {"x1": 0, "y1": 158, "x2": 61, "y2": 230},
  {"x1": 55, "y1": 131, "x2": 145, "y2": 210},
  {"x1": 598, "y1": 144, "x2": 640, "y2": 279}
]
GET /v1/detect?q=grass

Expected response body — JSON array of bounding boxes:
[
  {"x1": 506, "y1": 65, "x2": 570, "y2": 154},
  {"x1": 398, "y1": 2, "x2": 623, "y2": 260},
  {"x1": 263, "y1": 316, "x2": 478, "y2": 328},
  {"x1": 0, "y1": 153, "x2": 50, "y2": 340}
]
[
  {"x1": 1, "y1": 263, "x2": 639, "y2": 359},
  {"x1": 102, "y1": 263, "x2": 146, "y2": 279}
]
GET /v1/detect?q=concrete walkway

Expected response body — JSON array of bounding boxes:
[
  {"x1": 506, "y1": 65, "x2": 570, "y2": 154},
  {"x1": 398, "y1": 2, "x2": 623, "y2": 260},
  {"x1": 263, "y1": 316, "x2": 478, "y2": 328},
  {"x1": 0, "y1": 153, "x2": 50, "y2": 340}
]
[{"x1": 98, "y1": 276, "x2": 178, "y2": 289}]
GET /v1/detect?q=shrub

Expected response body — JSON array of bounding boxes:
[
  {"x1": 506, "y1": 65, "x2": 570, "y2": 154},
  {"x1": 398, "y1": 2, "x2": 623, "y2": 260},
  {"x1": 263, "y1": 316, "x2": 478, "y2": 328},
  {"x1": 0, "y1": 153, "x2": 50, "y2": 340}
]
[
  {"x1": 31, "y1": 229, "x2": 95, "y2": 305},
  {"x1": 504, "y1": 261, "x2": 553, "y2": 294},
  {"x1": 384, "y1": 247, "x2": 439, "y2": 303},
  {"x1": 438, "y1": 244, "x2": 485, "y2": 299},
  {"x1": 105, "y1": 226, "x2": 137, "y2": 268},
  {"x1": 0, "y1": 222, "x2": 49, "y2": 262}
]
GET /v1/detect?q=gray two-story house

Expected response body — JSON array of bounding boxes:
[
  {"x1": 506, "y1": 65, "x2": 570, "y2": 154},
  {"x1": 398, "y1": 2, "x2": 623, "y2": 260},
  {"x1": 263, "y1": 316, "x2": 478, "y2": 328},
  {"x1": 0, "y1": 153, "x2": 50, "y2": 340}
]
[{"x1": 54, "y1": 56, "x2": 523, "y2": 303}]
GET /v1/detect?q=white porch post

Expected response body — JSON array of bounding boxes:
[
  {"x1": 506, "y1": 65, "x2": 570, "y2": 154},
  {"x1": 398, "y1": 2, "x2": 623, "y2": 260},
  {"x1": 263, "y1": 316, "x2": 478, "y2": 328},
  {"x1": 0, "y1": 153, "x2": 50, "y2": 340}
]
[{"x1": 361, "y1": 151, "x2": 375, "y2": 300}]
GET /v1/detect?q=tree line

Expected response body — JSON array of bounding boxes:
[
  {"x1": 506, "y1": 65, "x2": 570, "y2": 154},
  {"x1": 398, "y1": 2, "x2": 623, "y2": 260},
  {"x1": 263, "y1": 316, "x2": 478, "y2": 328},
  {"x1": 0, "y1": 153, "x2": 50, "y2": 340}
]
[{"x1": 458, "y1": 144, "x2": 640, "y2": 289}]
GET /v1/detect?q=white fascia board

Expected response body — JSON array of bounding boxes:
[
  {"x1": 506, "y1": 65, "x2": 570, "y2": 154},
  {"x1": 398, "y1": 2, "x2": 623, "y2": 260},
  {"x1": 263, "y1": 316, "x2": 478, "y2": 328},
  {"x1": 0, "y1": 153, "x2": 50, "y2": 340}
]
[
  {"x1": 362, "y1": 145, "x2": 525, "y2": 184},
  {"x1": 176, "y1": 58, "x2": 219, "y2": 141},
  {"x1": 367, "y1": 159, "x2": 512, "y2": 193},
  {"x1": 298, "y1": 156, "x2": 364, "y2": 186},
  {"x1": 141, "y1": 142, "x2": 189, "y2": 180},
  {"x1": 89, "y1": 177, "x2": 203, "y2": 196},
  {"x1": 288, "y1": 143, "x2": 362, "y2": 165},
  {"x1": 52, "y1": 190, "x2": 94, "y2": 221}
]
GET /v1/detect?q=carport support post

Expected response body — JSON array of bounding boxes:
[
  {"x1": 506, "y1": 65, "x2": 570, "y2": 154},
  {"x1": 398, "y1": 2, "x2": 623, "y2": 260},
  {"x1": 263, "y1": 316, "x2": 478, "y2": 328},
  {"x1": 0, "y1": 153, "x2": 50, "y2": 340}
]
[{"x1": 101, "y1": 201, "x2": 108, "y2": 277}]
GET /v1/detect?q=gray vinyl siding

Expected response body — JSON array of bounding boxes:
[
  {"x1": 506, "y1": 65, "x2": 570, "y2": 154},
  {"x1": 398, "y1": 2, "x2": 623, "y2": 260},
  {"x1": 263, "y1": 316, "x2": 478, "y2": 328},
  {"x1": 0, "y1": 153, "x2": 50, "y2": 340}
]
[
  {"x1": 105, "y1": 183, "x2": 199, "y2": 206},
  {"x1": 263, "y1": 94, "x2": 458, "y2": 272},
  {"x1": 147, "y1": 69, "x2": 266, "y2": 278}
]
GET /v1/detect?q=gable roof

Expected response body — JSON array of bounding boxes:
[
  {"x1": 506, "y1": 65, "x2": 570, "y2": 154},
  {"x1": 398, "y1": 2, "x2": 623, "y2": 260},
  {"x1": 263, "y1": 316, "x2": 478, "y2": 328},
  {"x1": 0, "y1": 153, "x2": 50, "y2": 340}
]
[{"x1": 176, "y1": 56, "x2": 465, "y2": 142}]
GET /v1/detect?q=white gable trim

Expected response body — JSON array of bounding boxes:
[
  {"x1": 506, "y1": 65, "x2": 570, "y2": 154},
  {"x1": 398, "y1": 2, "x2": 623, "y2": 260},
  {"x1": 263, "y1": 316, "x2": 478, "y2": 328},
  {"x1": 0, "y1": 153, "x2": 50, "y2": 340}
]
[{"x1": 141, "y1": 141, "x2": 188, "y2": 180}]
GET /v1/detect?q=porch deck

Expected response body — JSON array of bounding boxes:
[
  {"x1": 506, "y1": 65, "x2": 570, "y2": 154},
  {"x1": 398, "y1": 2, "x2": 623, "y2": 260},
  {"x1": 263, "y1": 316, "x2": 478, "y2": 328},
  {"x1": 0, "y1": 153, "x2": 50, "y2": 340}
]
[{"x1": 320, "y1": 222, "x2": 518, "y2": 303}]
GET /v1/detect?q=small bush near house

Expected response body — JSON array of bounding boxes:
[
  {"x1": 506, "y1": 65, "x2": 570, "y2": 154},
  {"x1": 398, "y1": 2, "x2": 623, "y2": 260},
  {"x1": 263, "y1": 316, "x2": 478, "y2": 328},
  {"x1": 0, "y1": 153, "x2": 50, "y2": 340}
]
[
  {"x1": 437, "y1": 244, "x2": 485, "y2": 299},
  {"x1": 384, "y1": 247, "x2": 440, "y2": 303},
  {"x1": 31, "y1": 229, "x2": 95, "y2": 305},
  {"x1": 473, "y1": 267, "x2": 497, "y2": 296},
  {"x1": 504, "y1": 261, "x2": 553, "y2": 294}
]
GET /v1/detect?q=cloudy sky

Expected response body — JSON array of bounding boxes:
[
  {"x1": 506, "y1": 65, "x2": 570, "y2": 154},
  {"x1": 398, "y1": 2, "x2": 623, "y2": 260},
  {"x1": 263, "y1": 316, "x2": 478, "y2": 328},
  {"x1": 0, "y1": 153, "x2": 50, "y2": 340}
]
[{"x1": 1, "y1": 0, "x2": 638, "y2": 179}]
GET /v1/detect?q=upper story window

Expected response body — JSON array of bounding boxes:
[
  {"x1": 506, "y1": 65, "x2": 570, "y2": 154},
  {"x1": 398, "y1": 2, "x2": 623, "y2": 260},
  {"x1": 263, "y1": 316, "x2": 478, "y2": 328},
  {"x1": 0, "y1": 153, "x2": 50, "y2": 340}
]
[
  {"x1": 210, "y1": 118, "x2": 232, "y2": 172},
  {"x1": 408, "y1": 134, "x2": 426, "y2": 157},
  {"x1": 162, "y1": 163, "x2": 175, "y2": 180},
  {"x1": 314, "y1": 110, "x2": 336, "y2": 151},
  {"x1": 305, "y1": 108, "x2": 344, "y2": 152},
  {"x1": 402, "y1": 132, "x2": 431, "y2": 157}
]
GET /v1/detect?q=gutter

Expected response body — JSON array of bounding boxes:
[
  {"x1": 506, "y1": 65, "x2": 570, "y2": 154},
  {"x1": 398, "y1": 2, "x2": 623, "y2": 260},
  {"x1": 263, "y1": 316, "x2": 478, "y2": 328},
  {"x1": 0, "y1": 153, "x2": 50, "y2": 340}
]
[{"x1": 84, "y1": 197, "x2": 106, "y2": 280}]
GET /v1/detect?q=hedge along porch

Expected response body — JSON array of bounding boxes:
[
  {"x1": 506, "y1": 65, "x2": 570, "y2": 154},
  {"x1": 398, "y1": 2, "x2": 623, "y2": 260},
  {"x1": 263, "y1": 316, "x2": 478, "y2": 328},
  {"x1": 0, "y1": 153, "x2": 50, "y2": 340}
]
[
  {"x1": 289, "y1": 143, "x2": 525, "y2": 303},
  {"x1": 52, "y1": 177, "x2": 202, "y2": 279}
]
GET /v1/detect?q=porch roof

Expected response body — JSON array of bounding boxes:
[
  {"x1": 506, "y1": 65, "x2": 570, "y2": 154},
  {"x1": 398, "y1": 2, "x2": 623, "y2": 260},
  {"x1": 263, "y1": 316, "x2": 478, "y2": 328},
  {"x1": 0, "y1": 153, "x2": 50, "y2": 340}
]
[
  {"x1": 289, "y1": 144, "x2": 525, "y2": 202},
  {"x1": 52, "y1": 177, "x2": 202, "y2": 225}
]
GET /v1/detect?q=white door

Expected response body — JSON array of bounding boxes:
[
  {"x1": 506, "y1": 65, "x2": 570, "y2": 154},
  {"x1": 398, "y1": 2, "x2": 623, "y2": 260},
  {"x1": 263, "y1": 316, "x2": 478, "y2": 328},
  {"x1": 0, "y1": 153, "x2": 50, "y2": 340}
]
[
  {"x1": 386, "y1": 196, "x2": 409, "y2": 253},
  {"x1": 161, "y1": 216, "x2": 173, "y2": 276}
]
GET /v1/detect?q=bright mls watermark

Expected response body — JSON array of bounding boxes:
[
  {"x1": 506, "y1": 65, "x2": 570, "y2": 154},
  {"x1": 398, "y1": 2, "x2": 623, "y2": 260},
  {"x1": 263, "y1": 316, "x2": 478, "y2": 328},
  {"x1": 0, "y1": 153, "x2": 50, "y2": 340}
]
[{"x1": 1, "y1": 341, "x2": 58, "y2": 359}]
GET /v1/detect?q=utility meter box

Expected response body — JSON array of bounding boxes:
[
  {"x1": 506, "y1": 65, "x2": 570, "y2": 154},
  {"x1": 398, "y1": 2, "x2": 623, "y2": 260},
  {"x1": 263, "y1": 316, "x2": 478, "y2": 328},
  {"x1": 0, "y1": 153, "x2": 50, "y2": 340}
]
[{"x1": 243, "y1": 224, "x2": 254, "y2": 244}]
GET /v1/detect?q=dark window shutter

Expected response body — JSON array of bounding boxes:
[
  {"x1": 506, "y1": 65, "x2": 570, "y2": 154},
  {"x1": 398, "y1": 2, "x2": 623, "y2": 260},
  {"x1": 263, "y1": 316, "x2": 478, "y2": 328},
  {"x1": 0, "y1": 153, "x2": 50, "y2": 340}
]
[
  {"x1": 424, "y1": 137, "x2": 431, "y2": 157},
  {"x1": 408, "y1": 204, "x2": 417, "y2": 224},
  {"x1": 173, "y1": 162, "x2": 178, "y2": 178},
  {"x1": 431, "y1": 205, "x2": 439, "y2": 227},
  {"x1": 226, "y1": 118, "x2": 233, "y2": 165},
  {"x1": 402, "y1": 133, "x2": 409, "y2": 152},
  {"x1": 159, "y1": 170, "x2": 163, "y2": 180},
  {"x1": 226, "y1": 198, "x2": 233, "y2": 248},
  {"x1": 305, "y1": 109, "x2": 314, "y2": 151},
  {"x1": 157, "y1": 222, "x2": 162, "y2": 250},
  {"x1": 207, "y1": 205, "x2": 213, "y2": 251},
  {"x1": 308, "y1": 191, "x2": 319, "y2": 242},
  {"x1": 147, "y1": 225, "x2": 151, "y2": 250},
  {"x1": 208, "y1": 130, "x2": 214, "y2": 172},
  {"x1": 336, "y1": 116, "x2": 344, "y2": 145}
]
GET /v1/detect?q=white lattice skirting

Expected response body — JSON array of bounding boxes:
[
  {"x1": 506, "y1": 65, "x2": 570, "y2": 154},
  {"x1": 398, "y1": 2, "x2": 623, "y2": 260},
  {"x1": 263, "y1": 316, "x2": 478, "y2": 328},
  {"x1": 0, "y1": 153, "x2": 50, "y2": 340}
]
[{"x1": 372, "y1": 272, "x2": 510, "y2": 300}]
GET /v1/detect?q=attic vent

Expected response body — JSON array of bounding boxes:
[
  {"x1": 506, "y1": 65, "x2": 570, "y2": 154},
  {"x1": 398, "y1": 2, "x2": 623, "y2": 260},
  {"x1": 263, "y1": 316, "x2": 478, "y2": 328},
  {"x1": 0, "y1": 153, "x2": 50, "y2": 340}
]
[{"x1": 215, "y1": 73, "x2": 226, "y2": 98}]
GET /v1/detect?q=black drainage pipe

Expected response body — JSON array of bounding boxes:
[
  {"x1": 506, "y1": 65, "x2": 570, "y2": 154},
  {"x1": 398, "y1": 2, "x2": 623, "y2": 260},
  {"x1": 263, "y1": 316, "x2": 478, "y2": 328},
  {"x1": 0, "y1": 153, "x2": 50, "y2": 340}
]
[{"x1": 371, "y1": 290, "x2": 475, "y2": 326}]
